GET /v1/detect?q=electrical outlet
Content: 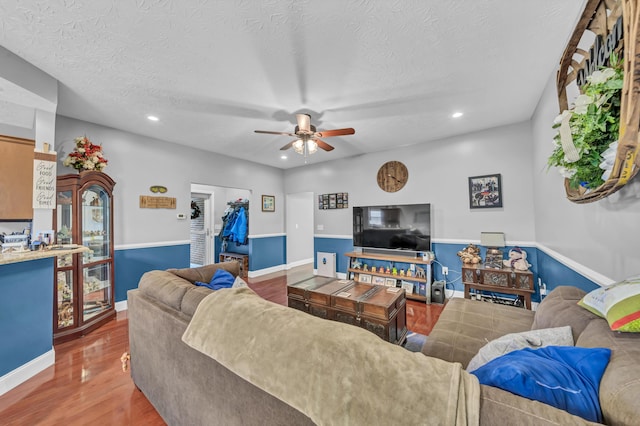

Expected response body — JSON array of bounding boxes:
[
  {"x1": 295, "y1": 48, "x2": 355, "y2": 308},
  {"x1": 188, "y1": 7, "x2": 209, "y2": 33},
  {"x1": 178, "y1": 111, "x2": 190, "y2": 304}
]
[{"x1": 442, "y1": 266, "x2": 448, "y2": 276}]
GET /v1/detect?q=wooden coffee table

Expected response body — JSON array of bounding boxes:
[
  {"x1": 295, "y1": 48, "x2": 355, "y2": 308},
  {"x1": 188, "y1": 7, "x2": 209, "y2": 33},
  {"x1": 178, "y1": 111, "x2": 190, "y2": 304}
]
[{"x1": 287, "y1": 277, "x2": 407, "y2": 345}]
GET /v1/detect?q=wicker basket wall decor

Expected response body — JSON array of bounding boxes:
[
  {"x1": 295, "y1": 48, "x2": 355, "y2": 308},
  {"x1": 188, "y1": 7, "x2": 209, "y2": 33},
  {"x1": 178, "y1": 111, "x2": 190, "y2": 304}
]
[{"x1": 556, "y1": 0, "x2": 640, "y2": 203}]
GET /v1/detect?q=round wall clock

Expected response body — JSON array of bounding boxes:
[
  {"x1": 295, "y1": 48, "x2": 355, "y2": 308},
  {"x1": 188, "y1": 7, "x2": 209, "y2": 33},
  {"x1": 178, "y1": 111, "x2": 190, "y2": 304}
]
[{"x1": 376, "y1": 161, "x2": 408, "y2": 192}]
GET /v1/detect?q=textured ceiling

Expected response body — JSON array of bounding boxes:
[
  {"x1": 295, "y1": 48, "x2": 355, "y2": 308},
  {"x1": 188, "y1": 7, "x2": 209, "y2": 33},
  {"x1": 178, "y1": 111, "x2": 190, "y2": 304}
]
[{"x1": 0, "y1": 0, "x2": 585, "y2": 169}]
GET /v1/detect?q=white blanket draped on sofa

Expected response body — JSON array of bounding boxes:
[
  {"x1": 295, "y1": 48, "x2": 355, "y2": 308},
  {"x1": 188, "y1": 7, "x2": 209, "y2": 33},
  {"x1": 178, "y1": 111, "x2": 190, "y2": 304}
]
[{"x1": 182, "y1": 287, "x2": 480, "y2": 426}]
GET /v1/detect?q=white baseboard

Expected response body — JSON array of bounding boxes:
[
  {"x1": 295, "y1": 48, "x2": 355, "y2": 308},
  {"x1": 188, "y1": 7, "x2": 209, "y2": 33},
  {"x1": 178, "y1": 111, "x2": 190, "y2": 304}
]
[
  {"x1": 248, "y1": 264, "x2": 286, "y2": 278},
  {"x1": 115, "y1": 300, "x2": 128, "y2": 312},
  {"x1": 0, "y1": 349, "x2": 55, "y2": 396},
  {"x1": 286, "y1": 258, "x2": 313, "y2": 269}
]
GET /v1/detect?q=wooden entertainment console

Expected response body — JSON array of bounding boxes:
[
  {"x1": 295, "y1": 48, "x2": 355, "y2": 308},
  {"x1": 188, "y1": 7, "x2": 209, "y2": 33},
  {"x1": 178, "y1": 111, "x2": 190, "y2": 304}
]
[{"x1": 345, "y1": 251, "x2": 433, "y2": 302}]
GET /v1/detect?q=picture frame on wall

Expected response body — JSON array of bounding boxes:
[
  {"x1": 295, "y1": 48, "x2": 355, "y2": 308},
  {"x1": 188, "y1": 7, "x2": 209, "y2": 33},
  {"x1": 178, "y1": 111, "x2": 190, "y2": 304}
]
[
  {"x1": 468, "y1": 173, "x2": 503, "y2": 209},
  {"x1": 262, "y1": 195, "x2": 275, "y2": 212}
]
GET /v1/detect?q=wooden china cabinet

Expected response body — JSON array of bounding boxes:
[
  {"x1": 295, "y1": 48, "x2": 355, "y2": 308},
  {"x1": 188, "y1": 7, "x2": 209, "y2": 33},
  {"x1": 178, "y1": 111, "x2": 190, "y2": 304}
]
[{"x1": 53, "y1": 171, "x2": 116, "y2": 344}]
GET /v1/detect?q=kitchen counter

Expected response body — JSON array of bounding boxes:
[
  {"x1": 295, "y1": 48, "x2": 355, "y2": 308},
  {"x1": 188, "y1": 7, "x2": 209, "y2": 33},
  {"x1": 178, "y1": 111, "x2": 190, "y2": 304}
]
[{"x1": 0, "y1": 245, "x2": 89, "y2": 265}]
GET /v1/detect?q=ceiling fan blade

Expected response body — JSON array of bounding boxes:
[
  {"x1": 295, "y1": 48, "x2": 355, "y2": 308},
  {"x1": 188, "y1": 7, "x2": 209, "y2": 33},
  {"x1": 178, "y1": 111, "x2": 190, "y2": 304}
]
[
  {"x1": 315, "y1": 128, "x2": 355, "y2": 138},
  {"x1": 255, "y1": 130, "x2": 296, "y2": 136},
  {"x1": 314, "y1": 139, "x2": 334, "y2": 152},
  {"x1": 296, "y1": 114, "x2": 311, "y2": 132},
  {"x1": 280, "y1": 140, "x2": 298, "y2": 151}
]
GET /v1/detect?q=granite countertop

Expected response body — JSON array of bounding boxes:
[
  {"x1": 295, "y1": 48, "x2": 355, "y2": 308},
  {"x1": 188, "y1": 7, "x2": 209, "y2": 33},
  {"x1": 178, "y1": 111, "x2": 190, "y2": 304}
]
[{"x1": 0, "y1": 245, "x2": 89, "y2": 265}]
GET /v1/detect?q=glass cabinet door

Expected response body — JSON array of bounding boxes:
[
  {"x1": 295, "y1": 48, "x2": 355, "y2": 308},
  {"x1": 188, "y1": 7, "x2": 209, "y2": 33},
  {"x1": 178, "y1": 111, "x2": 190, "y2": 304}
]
[
  {"x1": 56, "y1": 190, "x2": 74, "y2": 245},
  {"x1": 83, "y1": 262, "x2": 112, "y2": 321},
  {"x1": 80, "y1": 184, "x2": 113, "y2": 321},
  {"x1": 57, "y1": 269, "x2": 74, "y2": 328},
  {"x1": 56, "y1": 190, "x2": 75, "y2": 329},
  {"x1": 81, "y1": 184, "x2": 111, "y2": 263}
]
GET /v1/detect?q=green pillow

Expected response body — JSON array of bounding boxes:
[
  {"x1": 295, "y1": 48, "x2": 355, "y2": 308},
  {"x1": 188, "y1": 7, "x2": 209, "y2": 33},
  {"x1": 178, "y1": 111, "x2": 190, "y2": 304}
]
[{"x1": 578, "y1": 276, "x2": 640, "y2": 332}]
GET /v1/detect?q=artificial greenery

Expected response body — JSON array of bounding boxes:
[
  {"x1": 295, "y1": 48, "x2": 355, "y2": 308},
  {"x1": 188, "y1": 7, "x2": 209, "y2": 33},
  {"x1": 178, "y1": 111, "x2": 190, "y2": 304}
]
[{"x1": 548, "y1": 56, "x2": 623, "y2": 190}]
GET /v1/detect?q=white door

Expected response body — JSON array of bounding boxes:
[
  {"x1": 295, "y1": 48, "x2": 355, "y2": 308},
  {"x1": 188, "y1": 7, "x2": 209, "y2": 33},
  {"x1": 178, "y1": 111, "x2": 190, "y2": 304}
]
[
  {"x1": 285, "y1": 192, "x2": 314, "y2": 268},
  {"x1": 190, "y1": 192, "x2": 214, "y2": 266}
]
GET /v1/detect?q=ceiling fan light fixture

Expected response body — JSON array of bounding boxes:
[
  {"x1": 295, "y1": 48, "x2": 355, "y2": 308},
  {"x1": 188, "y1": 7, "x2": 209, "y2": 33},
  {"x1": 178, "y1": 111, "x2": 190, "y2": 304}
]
[
  {"x1": 307, "y1": 140, "x2": 318, "y2": 154},
  {"x1": 292, "y1": 139, "x2": 305, "y2": 154}
]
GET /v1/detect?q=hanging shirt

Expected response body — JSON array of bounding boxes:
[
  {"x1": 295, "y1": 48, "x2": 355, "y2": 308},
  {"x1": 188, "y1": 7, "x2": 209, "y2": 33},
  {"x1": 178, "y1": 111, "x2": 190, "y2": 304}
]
[{"x1": 228, "y1": 206, "x2": 248, "y2": 244}]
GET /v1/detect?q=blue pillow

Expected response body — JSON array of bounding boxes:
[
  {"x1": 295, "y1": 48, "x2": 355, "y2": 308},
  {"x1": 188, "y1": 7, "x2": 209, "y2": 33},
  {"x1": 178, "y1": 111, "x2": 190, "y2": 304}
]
[
  {"x1": 194, "y1": 269, "x2": 235, "y2": 290},
  {"x1": 471, "y1": 346, "x2": 611, "y2": 423}
]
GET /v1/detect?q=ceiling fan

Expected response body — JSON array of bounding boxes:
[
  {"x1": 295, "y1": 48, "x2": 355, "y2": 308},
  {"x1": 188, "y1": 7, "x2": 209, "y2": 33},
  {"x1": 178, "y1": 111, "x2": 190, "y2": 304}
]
[{"x1": 254, "y1": 113, "x2": 355, "y2": 157}]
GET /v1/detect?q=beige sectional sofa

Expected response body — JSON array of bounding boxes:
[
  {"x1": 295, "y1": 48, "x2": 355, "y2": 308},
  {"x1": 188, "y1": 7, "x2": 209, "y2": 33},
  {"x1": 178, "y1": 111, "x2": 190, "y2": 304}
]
[
  {"x1": 422, "y1": 286, "x2": 640, "y2": 425},
  {"x1": 128, "y1": 264, "x2": 637, "y2": 425}
]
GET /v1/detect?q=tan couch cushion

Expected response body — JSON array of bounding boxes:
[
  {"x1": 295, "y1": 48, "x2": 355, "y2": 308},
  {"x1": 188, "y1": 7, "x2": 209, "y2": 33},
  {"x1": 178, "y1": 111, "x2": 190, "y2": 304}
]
[
  {"x1": 138, "y1": 270, "x2": 194, "y2": 312},
  {"x1": 531, "y1": 286, "x2": 601, "y2": 341},
  {"x1": 421, "y1": 298, "x2": 535, "y2": 368}
]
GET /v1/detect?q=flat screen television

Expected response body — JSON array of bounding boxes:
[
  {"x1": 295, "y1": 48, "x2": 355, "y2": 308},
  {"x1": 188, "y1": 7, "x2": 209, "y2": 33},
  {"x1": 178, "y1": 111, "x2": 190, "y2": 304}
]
[{"x1": 353, "y1": 203, "x2": 431, "y2": 252}]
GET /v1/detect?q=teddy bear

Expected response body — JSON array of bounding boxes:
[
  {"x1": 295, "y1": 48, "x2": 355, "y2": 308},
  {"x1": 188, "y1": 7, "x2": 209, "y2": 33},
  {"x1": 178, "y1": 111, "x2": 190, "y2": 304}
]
[
  {"x1": 503, "y1": 246, "x2": 531, "y2": 271},
  {"x1": 457, "y1": 243, "x2": 481, "y2": 264}
]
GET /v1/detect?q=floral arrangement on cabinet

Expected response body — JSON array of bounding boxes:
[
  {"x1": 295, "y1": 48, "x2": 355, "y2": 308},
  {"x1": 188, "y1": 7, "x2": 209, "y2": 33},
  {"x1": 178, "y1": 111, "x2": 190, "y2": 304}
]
[
  {"x1": 63, "y1": 136, "x2": 108, "y2": 171},
  {"x1": 548, "y1": 56, "x2": 623, "y2": 191}
]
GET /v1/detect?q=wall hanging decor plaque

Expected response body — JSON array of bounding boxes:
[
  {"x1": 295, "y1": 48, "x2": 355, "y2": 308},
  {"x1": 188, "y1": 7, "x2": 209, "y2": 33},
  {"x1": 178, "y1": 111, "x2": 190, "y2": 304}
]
[{"x1": 554, "y1": 0, "x2": 640, "y2": 203}]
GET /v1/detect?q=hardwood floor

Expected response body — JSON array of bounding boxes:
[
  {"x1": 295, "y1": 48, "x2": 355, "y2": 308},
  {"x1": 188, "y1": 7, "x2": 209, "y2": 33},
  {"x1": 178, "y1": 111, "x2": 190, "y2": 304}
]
[{"x1": 0, "y1": 265, "x2": 444, "y2": 425}]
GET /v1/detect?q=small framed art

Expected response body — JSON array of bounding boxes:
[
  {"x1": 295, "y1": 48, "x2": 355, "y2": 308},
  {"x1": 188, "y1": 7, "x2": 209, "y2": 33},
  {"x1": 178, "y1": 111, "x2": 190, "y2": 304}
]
[
  {"x1": 385, "y1": 278, "x2": 397, "y2": 287},
  {"x1": 262, "y1": 195, "x2": 275, "y2": 212},
  {"x1": 359, "y1": 274, "x2": 372, "y2": 283},
  {"x1": 372, "y1": 276, "x2": 386, "y2": 286},
  {"x1": 468, "y1": 173, "x2": 503, "y2": 209}
]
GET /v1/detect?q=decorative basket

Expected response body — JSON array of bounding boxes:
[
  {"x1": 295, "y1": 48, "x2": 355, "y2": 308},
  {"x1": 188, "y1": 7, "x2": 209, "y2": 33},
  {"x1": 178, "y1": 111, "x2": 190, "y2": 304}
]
[{"x1": 556, "y1": 0, "x2": 640, "y2": 203}]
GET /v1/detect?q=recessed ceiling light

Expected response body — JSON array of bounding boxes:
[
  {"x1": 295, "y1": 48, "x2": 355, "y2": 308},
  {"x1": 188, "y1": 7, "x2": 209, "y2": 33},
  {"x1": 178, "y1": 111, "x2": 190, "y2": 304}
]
[
  {"x1": 452, "y1": 112, "x2": 463, "y2": 118},
  {"x1": 147, "y1": 115, "x2": 159, "y2": 121},
  {"x1": 281, "y1": 155, "x2": 287, "y2": 160}
]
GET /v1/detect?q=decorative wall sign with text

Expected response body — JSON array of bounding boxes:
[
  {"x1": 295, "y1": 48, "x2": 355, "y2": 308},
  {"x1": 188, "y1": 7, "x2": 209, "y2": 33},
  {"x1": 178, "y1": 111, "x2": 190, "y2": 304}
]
[
  {"x1": 318, "y1": 193, "x2": 348, "y2": 209},
  {"x1": 33, "y1": 147, "x2": 57, "y2": 209},
  {"x1": 140, "y1": 195, "x2": 176, "y2": 209}
]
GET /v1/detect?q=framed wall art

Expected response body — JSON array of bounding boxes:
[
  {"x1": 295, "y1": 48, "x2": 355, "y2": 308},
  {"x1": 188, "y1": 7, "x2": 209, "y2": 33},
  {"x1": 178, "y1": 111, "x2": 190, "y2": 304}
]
[
  {"x1": 385, "y1": 278, "x2": 397, "y2": 287},
  {"x1": 468, "y1": 174, "x2": 503, "y2": 209},
  {"x1": 318, "y1": 192, "x2": 348, "y2": 209},
  {"x1": 261, "y1": 195, "x2": 275, "y2": 212},
  {"x1": 359, "y1": 274, "x2": 372, "y2": 283},
  {"x1": 372, "y1": 276, "x2": 386, "y2": 286}
]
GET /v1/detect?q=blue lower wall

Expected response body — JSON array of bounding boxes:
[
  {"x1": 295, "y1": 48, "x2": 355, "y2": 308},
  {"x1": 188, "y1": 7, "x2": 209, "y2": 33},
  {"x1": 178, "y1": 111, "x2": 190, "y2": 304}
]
[
  {"x1": 314, "y1": 237, "x2": 354, "y2": 273},
  {"x1": 114, "y1": 244, "x2": 190, "y2": 302},
  {"x1": 0, "y1": 258, "x2": 53, "y2": 376},
  {"x1": 536, "y1": 249, "x2": 599, "y2": 294},
  {"x1": 113, "y1": 237, "x2": 287, "y2": 303},
  {"x1": 112, "y1": 238, "x2": 602, "y2": 304},
  {"x1": 249, "y1": 235, "x2": 286, "y2": 271}
]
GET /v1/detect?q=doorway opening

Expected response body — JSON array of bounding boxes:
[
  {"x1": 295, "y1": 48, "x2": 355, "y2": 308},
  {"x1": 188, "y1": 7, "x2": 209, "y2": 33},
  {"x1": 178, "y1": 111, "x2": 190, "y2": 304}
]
[
  {"x1": 190, "y1": 183, "x2": 252, "y2": 268},
  {"x1": 285, "y1": 192, "x2": 314, "y2": 268},
  {"x1": 190, "y1": 192, "x2": 212, "y2": 267}
]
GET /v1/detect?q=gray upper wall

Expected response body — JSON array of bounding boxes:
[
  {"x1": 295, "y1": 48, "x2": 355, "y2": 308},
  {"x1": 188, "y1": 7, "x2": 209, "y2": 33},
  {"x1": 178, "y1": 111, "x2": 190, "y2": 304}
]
[
  {"x1": 54, "y1": 116, "x2": 286, "y2": 246},
  {"x1": 532, "y1": 69, "x2": 640, "y2": 282},
  {"x1": 285, "y1": 121, "x2": 537, "y2": 242}
]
